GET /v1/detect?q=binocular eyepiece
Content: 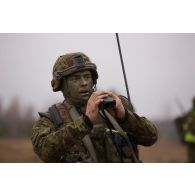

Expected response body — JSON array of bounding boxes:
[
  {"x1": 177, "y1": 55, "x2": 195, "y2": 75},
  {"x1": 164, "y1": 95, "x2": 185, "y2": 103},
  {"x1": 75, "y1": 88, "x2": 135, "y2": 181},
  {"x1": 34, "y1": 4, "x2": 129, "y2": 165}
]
[{"x1": 99, "y1": 96, "x2": 116, "y2": 110}]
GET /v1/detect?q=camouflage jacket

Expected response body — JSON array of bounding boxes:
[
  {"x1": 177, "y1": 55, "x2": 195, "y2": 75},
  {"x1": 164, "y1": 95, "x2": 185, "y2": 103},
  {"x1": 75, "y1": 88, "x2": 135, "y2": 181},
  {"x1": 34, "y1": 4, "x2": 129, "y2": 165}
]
[{"x1": 31, "y1": 97, "x2": 158, "y2": 163}]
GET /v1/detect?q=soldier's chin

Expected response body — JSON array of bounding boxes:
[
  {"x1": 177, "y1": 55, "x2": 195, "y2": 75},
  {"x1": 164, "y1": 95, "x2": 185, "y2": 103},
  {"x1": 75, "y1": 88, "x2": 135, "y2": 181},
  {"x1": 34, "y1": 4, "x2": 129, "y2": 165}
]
[
  {"x1": 72, "y1": 94, "x2": 87, "y2": 103},
  {"x1": 80, "y1": 95, "x2": 89, "y2": 102}
]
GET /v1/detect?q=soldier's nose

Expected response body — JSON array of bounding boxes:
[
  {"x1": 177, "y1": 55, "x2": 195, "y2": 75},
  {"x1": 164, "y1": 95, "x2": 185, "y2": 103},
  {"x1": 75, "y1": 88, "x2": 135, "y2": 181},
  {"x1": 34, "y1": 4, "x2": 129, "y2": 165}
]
[{"x1": 81, "y1": 77, "x2": 87, "y2": 85}]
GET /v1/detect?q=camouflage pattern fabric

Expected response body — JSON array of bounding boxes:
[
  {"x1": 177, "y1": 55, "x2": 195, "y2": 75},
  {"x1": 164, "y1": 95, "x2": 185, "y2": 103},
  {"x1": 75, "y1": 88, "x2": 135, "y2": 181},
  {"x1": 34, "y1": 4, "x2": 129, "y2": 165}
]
[
  {"x1": 32, "y1": 52, "x2": 158, "y2": 163},
  {"x1": 51, "y1": 52, "x2": 98, "y2": 92},
  {"x1": 31, "y1": 97, "x2": 158, "y2": 163}
]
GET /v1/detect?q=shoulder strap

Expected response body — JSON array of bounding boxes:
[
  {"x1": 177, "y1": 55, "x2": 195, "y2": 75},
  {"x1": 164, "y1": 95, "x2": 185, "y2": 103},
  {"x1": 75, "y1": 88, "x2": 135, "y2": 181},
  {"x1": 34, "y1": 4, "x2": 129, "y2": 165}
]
[
  {"x1": 101, "y1": 110, "x2": 140, "y2": 163},
  {"x1": 38, "y1": 112, "x2": 51, "y2": 120},
  {"x1": 48, "y1": 104, "x2": 64, "y2": 128},
  {"x1": 63, "y1": 101, "x2": 98, "y2": 163},
  {"x1": 82, "y1": 135, "x2": 98, "y2": 162}
]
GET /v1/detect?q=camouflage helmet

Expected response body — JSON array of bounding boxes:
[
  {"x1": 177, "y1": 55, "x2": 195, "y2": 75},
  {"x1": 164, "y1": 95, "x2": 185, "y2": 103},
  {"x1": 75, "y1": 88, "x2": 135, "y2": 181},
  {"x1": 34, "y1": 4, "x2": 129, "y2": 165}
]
[{"x1": 51, "y1": 52, "x2": 98, "y2": 92}]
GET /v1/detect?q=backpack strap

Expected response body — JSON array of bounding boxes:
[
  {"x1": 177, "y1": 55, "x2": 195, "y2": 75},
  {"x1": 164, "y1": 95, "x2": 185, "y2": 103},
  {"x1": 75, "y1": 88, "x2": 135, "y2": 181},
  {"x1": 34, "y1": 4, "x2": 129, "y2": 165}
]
[
  {"x1": 82, "y1": 135, "x2": 98, "y2": 162},
  {"x1": 63, "y1": 101, "x2": 98, "y2": 163},
  {"x1": 100, "y1": 109, "x2": 140, "y2": 163},
  {"x1": 48, "y1": 104, "x2": 64, "y2": 128}
]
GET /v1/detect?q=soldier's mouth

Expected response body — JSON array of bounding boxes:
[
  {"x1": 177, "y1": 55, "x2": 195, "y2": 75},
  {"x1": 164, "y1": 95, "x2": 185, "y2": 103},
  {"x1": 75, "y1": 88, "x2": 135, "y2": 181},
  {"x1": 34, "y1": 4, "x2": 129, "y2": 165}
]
[{"x1": 79, "y1": 90, "x2": 90, "y2": 96}]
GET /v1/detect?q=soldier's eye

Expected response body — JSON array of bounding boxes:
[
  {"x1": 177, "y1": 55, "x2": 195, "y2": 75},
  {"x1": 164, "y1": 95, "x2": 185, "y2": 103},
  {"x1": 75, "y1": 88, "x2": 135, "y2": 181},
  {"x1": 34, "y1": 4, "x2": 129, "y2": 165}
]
[
  {"x1": 84, "y1": 74, "x2": 92, "y2": 79},
  {"x1": 70, "y1": 76, "x2": 79, "y2": 81}
]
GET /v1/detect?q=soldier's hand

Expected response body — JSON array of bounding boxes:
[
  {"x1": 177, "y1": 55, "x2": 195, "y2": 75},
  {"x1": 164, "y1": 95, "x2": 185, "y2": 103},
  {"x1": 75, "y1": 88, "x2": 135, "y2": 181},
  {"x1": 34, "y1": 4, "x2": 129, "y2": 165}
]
[
  {"x1": 85, "y1": 90, "x2": 109, "y2": 123},
  {"x1": 106, "y1": 92, "x2": 125, "y2": 120}
]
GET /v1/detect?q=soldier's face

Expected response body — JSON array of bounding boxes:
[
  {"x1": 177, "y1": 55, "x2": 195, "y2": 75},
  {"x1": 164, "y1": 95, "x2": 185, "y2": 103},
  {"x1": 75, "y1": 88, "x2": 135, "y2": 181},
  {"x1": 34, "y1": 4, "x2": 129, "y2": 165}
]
[{"x1": 66, "y1": 70, "x2": 93, "y2": 105}]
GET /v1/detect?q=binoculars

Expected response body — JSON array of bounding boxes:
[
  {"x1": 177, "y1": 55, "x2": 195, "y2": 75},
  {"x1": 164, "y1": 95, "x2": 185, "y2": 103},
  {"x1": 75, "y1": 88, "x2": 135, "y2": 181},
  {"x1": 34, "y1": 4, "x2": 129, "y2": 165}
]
[{"x1": 99, "y1": 96, "x2": 116, "y2": 110}]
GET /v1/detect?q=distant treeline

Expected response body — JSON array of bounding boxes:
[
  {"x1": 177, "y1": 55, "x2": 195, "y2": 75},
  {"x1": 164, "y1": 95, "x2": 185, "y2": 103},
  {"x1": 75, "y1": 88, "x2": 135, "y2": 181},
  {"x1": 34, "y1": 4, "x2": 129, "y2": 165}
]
[
  {"x1": 153, "y1": 120, "x2": 180, "y2": 142},
  {"x1": 0, "y1": 98, "x2": 35, "y2": 137},
  {"x1": 0, "y1": 97, "x2": 180, "y2": 141}
]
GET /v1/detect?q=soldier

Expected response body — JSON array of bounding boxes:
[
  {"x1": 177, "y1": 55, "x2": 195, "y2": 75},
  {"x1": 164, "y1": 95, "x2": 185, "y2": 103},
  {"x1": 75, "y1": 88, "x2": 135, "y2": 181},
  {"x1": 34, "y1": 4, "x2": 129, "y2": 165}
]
[
  {"x1": 175, "y1": 98, "x2": 195, "y2": 163},
  {"x1": 31, "y1": 52, "x2": 158, "y2": 163}
]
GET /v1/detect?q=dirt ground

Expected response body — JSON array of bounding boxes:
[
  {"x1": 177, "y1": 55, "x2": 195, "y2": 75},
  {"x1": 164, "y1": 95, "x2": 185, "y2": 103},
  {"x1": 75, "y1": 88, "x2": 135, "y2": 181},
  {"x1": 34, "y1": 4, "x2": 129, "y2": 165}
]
[
  {"x1": 0, "y1": 138, "x2": 188, "y2": 163},
  {"x1": 0, "y1": 138, "x2": 41, "y2": 163},
  {"x1": 139, "y1": 139, "x2": 187, "y2": 163}
]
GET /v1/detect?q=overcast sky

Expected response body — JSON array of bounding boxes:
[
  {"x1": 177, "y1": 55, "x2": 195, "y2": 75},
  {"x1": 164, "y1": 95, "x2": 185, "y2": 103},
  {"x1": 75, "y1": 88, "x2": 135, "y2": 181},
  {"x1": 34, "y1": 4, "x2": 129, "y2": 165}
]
[{"x1": 0, "y1": 33, "x2": 195, "y2": 120}]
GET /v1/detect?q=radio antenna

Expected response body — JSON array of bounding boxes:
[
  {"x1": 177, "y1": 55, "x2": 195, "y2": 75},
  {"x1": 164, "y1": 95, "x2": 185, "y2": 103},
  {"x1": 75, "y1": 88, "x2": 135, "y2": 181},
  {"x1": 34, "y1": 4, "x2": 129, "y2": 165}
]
[{"x1": 115, "y1": 33, "x2": 131, "y2": 103}]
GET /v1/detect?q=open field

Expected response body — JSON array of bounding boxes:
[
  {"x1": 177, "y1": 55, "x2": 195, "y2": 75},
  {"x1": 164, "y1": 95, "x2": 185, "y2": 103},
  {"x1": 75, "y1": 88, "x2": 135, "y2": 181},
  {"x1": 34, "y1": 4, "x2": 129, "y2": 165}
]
[
  {"x1": 0, "y1": 138, "x2": 188, "y2": 163},
  {"x1": 0, "y1": 138, "x2": 41, "y2": 163},
  {"x1": 139, "y1": 139, "x2": 187, "y2": 163}
]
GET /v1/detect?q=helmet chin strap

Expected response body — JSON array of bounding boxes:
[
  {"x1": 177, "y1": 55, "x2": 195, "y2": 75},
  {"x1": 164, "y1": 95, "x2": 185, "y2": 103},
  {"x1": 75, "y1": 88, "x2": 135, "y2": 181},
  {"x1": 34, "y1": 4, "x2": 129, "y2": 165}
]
[{"x1": 91, "y1": 84, "x2": 96, "y2": 92}]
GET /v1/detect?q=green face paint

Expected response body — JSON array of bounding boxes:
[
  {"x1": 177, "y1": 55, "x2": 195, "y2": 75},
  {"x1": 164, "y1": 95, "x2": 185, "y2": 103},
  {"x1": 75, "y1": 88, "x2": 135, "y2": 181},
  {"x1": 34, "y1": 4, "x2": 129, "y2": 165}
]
[{"x1": 65, "y1": 70, "x2": 93, "y2": 106}]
